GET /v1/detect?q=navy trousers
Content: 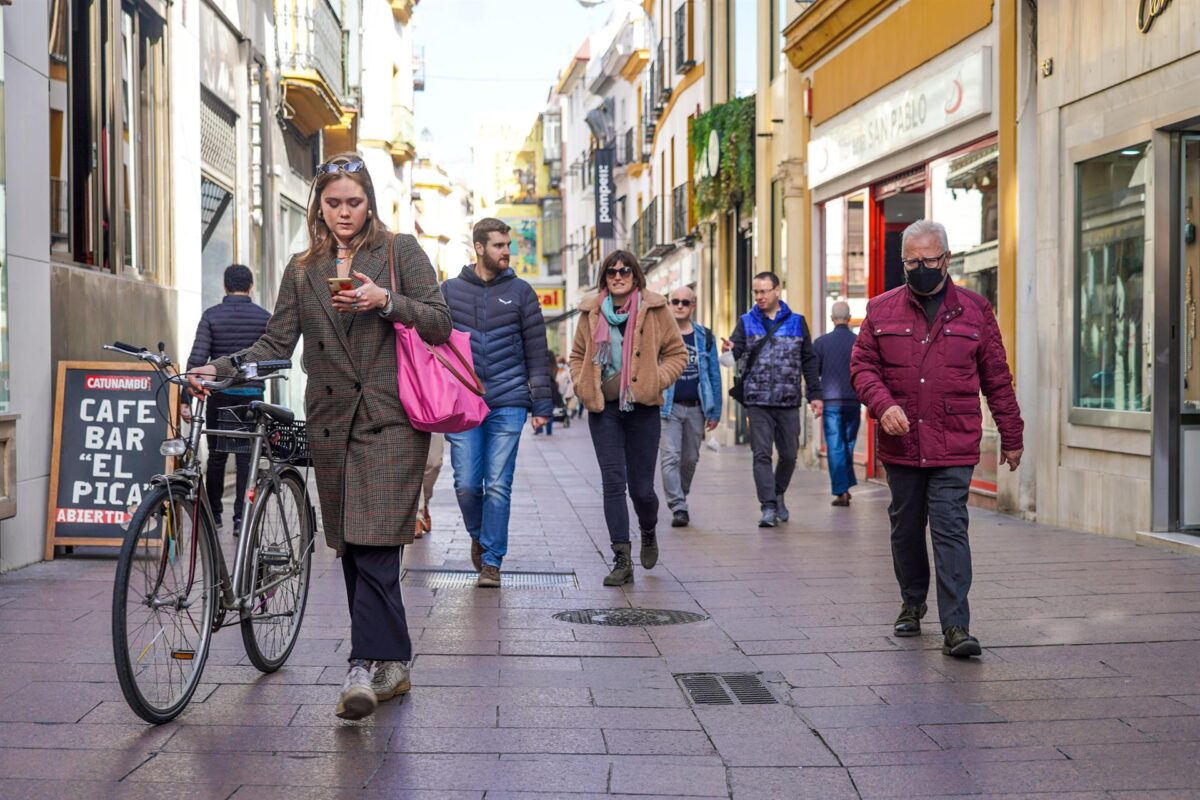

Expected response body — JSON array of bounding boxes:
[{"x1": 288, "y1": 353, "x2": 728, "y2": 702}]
[{"x1": 341, "y1": 543, "x2": 412, "y2": 662}]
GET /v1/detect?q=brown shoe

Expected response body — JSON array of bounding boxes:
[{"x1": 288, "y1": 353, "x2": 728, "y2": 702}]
[
  {"x1": 831, "y1": 493, "x2": 851, "y2": 507},
  {"x1": 477, "y1": 564, "x2": 501, "y2": 588},
  {"x1": 414, "y1": 506, "x2": 431, "y2": 538},
  {"x1": 471, "y1": 537, "x2": 483, "y2": 571}
]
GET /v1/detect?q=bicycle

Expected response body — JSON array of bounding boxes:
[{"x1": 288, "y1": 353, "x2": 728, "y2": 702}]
[{"x1": 105, "y1": 341, "x2": 317, "y2": 724}]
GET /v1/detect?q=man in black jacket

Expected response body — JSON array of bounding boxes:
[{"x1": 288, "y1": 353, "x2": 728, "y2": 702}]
[
  {"x1": 442, "y1": 218, "x2": 553, "y2": 588},
  {"x1": 187, "y1": 264, "x2": 271, "y2": 533}
]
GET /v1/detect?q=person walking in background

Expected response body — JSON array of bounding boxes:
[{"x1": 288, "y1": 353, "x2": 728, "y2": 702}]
[
  {"x1": 659, "y1": 286, "x2": 722, "y2": 528},
  {"x1": 851, "y1": 219, "x2": 1023, "y2": 658},
  {"x1": 414, "y1": 434, "x2": 444, "y2": 539},
  {"x1": 556, "y1": 356, "x2": 576, "y2": 423},
  {"x1": 186, "y1": 264, "x2": 271, "y2": 535},
  {"x1": 535, "y1": 350, "x2": 563, "y2": 436},
  {"x1": 442, "y1": 218, "x2": 553, "y2": 588},
  {"x1": 570, "y1": 251, "x2": 687, "y2": 586},
  {"x1": 814, "y1": 301, "x2": 861, "y2": 507},
  {"x1": 722, "y1": 272, "x2": 823, "y2": 529},
  {"x1": 189, "y1": 153, "x2": 452, "y2": 720}
]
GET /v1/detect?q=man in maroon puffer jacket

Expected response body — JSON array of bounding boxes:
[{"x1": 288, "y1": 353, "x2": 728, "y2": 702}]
[{"x1": 851, "y1": 220, "x2": 1024, "y2": 659}]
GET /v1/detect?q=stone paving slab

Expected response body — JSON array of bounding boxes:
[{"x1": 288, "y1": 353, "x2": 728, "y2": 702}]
[{"x1": 3, "y1": 424, "x2": 1200, "y2": 796}]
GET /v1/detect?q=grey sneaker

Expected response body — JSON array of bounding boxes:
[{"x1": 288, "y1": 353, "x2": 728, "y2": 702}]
[
  {"x1": 371, "y1": 660, "x2": 412, "y2": 702},
  {"x1": 758, "y1": 507, "x2": 778, "y2": 528},
  {"x1": 335, "y1": 659, "x2": 378, "y2": 720},
  {"x1": 776, "y1": 495, "x2": 790, "y2": 522}
]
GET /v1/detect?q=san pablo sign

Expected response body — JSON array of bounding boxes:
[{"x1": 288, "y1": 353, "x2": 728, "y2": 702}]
[{"x1": 807, "y1": 48, "x2": 992, "y2": 188}]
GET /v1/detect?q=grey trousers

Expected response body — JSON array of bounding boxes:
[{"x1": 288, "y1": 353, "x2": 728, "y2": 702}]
[
  {"x1": 885, "y1": 464, "x2": 975, "y2": 630},
  {"x1": 659, "y1": 403, "x2": 705, "y2": 512},
  {"x1": 747, "y1": 405, "x2": 801, "y2": 510}
]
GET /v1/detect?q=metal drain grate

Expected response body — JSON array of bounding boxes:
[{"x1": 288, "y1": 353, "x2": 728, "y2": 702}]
[
  {"x1": 401, "y1": 569, "x2": 577, "y2": 590},
  {"x1": 552, "y1": 608, "x2": 709, "y2": 626},
  {"x1": 676, "y1": 673, "x2": 780, "y2": 706}
]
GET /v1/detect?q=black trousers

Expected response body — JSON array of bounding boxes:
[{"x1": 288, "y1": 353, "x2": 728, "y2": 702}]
[
  {"x1": 341, "y1": 543, "x2": 413, "y2": 662},
  {"x1": 205, "y1": 392, "x2": 261, "y2": 524},
  {"x1": 747, "y1": 405, "x2": 801, "y2": 510},
  {"x1": 588, "y1": 401, "x2": 661, "y2": 543},
  {"x1": 885, "y1": 464, "x2": 975, "y2": 630}
]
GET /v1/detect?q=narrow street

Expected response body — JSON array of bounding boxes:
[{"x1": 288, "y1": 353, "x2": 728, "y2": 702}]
[{"x1": 2, "y1": 425, "x2": 1200, "y2": 798}]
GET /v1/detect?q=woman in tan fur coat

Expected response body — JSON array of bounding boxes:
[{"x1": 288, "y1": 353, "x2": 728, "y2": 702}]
[{"x1": 569, "y1": 250, "x2": 687, "y2": 587}]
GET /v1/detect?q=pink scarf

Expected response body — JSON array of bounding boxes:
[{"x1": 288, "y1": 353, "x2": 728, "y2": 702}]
[{"x1": 593, "y1": 289, "x2": 640, "y2": 411}]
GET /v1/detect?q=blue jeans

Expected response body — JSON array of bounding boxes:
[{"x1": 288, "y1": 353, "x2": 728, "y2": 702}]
[
  {"x1": 824, "y1": 404, "x2": 861, "y2": 496},
  {"x1": 447, "y1": 406, "x2": 527, "y2": 568}
]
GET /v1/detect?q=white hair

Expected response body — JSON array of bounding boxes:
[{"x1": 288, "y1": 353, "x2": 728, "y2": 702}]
[
  {"x1": 830, "y1": 301, "x2": 851, "y2": 322},
  {"x1": 901, "y1": 220, "x2": 949, "y2": 255}
]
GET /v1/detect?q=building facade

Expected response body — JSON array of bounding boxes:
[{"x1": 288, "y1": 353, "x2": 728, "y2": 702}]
[
  {"x1": 1033, "y1": 0, "x2": 1200, "y2": 541},
  {"x1": 776, "y1": 0, "x2": 1033, "y2": 508},
  {"x1": 1, "y1": 0, "x2": 421, "y2": 571}
]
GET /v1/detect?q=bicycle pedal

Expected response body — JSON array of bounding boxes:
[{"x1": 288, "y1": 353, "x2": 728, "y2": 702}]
[{"x1": 257, "y1": 546, "x2": 290, "y2": 566}]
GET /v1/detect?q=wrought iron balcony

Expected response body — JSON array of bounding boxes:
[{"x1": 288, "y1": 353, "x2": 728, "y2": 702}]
[
  {"x1": 276, "y1": 0, "x2": 346, "y2": 135},
  {"x1": 672, "y1": 183, "x2": 689, "y2": 240}
]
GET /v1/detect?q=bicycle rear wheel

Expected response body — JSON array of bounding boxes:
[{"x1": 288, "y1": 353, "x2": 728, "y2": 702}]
[
  {"x1": 240, "y1": 471, "x2": 314, "y2": 672},
  {"x1": 112, "y1": 483, "x2": 218, "y2": 724}
]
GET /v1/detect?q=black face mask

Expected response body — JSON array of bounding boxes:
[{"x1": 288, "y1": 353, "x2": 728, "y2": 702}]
[{"x1": 905, "y1": 264, "x2": 946, "y2": 295}]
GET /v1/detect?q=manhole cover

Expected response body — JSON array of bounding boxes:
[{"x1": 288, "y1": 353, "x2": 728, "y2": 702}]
[
  {"x1": 401, "y1": 569, "x2": 577, "y2": 590},
  {"x1": 552, "y1": 608, "x2": 709, "y2": 626},
  {"x1": 676, "y1": 673, "x2": 779, "y2": 706}
]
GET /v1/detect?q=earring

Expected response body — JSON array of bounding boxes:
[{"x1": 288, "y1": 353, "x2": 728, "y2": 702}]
[{"x1": 368, "y1": 210, "x2": 373, "y2": 218}]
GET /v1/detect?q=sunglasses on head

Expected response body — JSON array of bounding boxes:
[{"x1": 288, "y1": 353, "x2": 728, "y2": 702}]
[
  {"x1": 670, "y1": 298, "x2": 693, "y2": 307},
  {"x1": 317, "y1": 159, "x2": 366, "y2": 175},
  {"x1": 605, "y1": 266, "x2": 633, "y2": 278}
]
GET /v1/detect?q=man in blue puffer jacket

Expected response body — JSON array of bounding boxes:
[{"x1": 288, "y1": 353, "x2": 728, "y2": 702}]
[
  {"x1": 186, "y1": 264, "x2": 272, "y2": 533},
  {"x1": 723, "y1": 272, "x2": 823, "y2": 528},
  {"x1": 441, "y1": 218, "x2": 553, "y2": 587}
]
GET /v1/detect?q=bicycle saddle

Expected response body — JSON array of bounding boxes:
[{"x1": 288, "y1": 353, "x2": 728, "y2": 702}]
[{"x1": 249, "y1": 400, "x2": 295, "y2": 425}]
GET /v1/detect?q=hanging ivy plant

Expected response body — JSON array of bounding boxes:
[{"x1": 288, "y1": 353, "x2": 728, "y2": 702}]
[{"x1": 690, "y1": 95, "x2": 755, "y2": 220}]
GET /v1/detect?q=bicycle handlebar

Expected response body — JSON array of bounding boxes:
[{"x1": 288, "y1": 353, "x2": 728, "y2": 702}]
[{"x1": 105, "y1": 342, "x2": 291, "y2": 390}]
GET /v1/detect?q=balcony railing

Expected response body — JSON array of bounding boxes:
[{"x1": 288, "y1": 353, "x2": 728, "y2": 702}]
[
  {"x1": 577, "y1": 251, "x2": 592, "y2": 289},
  {"x1": 672, "y1": 183, "x2": 688, "y2": 240},
  {"x1": 630, "y1": 217, "x2": 641, "y2": 257},
  {"x1": 277, "y1": 0, "x2": 346, "y2": 102}
]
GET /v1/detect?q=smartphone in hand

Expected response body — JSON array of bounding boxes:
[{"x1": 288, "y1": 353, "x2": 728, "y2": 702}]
[{"x1": 327, "y1": 276, "x2": 355, "y2": 295}]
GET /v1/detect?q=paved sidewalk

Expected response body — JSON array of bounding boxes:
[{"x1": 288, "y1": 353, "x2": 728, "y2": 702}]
[{"x1": 3, "y1": 421, "x2": 1200, "y2": 799}]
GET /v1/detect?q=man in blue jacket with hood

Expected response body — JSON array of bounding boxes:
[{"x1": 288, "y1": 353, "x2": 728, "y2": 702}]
[{"x1": 442, "y1": 218, "x2": 553, "y2": 588}]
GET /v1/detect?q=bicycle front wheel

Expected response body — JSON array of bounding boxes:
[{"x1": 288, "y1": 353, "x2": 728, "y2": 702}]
[
  {"x1": 240, "y1": 471, "x2": 314, "y2": 672},
  {"x1": 112, "y1": 483, "x2": 218, "y2": 724}
]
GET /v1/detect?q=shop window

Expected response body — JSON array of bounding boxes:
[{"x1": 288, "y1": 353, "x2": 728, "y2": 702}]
[
  {"x1": 49, "y1": 0, "x2": 169, "y2": 282},
  {"x1": 821, "y1": 194, "x2": 868, "y2": 328},
  {"x1": 1074, "y1": 144, "x2": 1150, "y2": 414},
  {"x1": 929, "y1": 143, "x2": 999, "y2": 310}
]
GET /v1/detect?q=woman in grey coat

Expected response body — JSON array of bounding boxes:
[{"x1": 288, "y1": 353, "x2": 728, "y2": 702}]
[{"x1": 190, "y1": 154, "x2": 451, "y2": 720}]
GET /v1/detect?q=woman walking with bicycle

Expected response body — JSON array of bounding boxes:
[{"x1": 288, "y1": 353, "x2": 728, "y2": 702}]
[
  {"x1": 190, "y1": 153, "x2": 451, "y2": 720},
  {"x1": 569, "y1": 250, "x2": 686, "y2": 587}
]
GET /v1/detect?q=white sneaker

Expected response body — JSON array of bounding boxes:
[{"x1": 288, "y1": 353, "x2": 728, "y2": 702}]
[
  {"x1": 335, "y1": 659, "x2": 378, "y2": 720},
  {"x1": 371, "y1": 660, "x2": 412, "y2": 701}
]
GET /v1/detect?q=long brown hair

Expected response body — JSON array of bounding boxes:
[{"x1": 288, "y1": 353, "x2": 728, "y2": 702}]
[{"x1": 295, "y1": 152, "x2": 390, "y2": 268}]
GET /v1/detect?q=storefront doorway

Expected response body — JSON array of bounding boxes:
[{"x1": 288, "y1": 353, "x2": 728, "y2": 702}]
[{"x1": 1157, "y1": 132, "x2": 1200, "y2": 531}]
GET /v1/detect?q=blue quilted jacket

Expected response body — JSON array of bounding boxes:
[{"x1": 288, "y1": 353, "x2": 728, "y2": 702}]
[
  {"x1": 730, "y1": 302, "x2": 822, "y2": 407},
  {"x1": 187, "y1": 295, "x2": 272, "y2": 391},
  {"x1": 442, "y1": 266, "x2": 554, "y2": 416}
]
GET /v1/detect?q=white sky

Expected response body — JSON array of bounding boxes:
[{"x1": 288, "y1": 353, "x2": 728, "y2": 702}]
[{"x1": 412, "y1": 0, "x2": 612, "y2": 180}]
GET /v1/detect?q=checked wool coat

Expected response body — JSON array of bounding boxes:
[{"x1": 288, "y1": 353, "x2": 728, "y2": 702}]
[{"x1": 211, "y1": 232, "x2": 452, "y2": 553}]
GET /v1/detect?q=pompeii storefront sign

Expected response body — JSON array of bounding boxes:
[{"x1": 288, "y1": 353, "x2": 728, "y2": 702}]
[
  {"x1": 807, "y1": 48, "x2": 993, "y2": 189},
  {"x1": 594, "y1": 147, "x2": 615, "y2": 239}
]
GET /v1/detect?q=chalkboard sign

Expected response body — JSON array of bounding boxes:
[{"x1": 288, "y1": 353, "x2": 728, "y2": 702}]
[{"x1": 44, "y1": 361, "x2": 177, "y2": 559}]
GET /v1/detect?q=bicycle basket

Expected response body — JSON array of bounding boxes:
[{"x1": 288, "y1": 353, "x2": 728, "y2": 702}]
[
  {"x1": 208, "y1": 406, "x2": 312, "y2": 467},
  {"x1": 266, "y1": 419, "x2": 312, "y2": 467},
  {"x1": 208, "y1": 405, "x2": 257, "y2": 455}
]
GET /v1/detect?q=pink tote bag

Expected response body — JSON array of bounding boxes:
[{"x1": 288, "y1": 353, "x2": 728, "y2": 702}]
[{"x1": 388, "y1": 236, "x2": 489, "y2": 433}]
